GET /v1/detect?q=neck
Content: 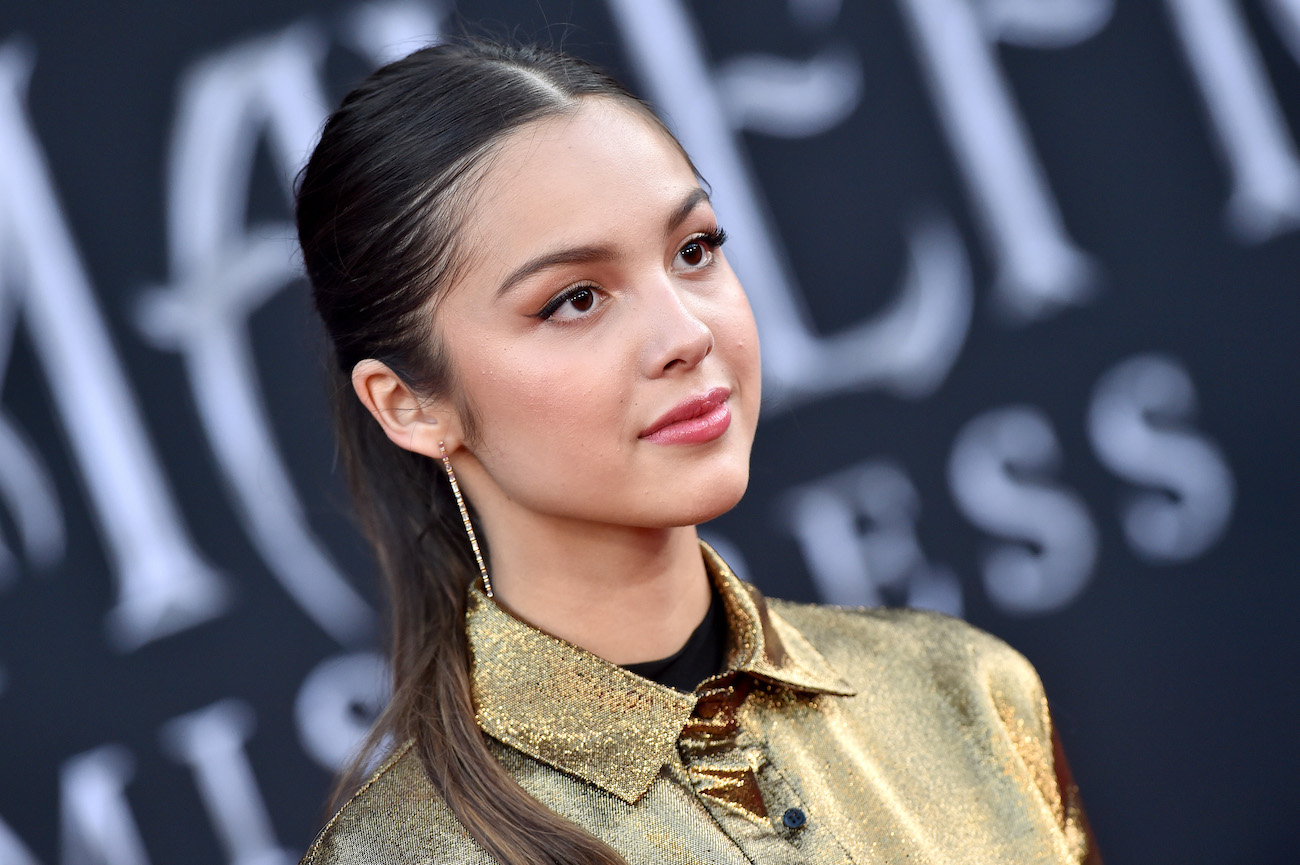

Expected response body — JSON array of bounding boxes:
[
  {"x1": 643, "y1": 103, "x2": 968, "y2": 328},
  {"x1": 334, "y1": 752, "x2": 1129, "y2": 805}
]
[{"x1": 476, "y1": 514, "x2": 712, "y2": 666}]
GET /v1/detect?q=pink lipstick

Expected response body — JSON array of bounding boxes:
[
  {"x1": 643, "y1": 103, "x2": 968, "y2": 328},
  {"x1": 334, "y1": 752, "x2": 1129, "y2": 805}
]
[{"x1": 639, "y1": 387, "x2": 732, "y2": 445}]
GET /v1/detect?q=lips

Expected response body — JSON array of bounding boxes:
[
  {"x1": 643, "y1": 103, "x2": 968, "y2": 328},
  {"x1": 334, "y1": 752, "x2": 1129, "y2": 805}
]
[{"x1": 639, "y1": 386, "x2": 732, "y2": 445}]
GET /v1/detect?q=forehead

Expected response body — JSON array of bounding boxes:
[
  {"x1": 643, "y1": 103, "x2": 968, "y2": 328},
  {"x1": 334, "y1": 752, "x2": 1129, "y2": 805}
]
[{"x1": 460, "y1": 98, "x2": 701, "y2": 269}]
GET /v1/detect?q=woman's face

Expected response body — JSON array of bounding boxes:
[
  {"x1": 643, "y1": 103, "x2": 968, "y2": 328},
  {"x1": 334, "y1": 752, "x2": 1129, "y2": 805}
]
[{"x1": 436, "y1": 97, "x2": 761, "y2": 532}]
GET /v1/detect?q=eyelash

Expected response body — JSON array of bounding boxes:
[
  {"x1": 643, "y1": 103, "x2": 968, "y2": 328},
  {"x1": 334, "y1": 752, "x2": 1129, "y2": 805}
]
[
  {"x1": 680, "y1": 227, "x2": 728, "y2": 265},
  {"x1": 536, "y1": 282, "x2": 600, "y2": 321},
  {"x1": 533, "y1": 225, "x2": 729, "y2": 322}
]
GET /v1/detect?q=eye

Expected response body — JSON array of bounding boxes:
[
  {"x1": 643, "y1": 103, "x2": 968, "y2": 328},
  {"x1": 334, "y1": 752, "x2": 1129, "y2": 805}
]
[
  {"x1": 536, "y1": 283, "x2": 602, "y2": 322},
  {"x1": 674, "y1": 226, "x2": 728, "y2": 272},
  {"x1": 678, "y1": 240, "x2": 709, "y2": 268}
]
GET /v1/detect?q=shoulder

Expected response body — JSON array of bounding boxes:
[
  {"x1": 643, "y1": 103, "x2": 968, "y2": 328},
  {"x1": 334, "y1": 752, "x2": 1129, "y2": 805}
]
[
  {"x1": 767, "y1": 598, "x2": 1046, "y2": 704},
  {"x1": 299, "y1": 742, "x2": 492, "y2": 865},
  {"x1": 768, "y1": 596, "x2": 1020, "y2": 661}
]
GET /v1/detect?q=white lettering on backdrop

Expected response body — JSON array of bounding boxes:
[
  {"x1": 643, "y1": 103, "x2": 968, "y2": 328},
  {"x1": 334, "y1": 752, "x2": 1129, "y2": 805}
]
[
  {"x1": 1166, "y1": 0, "x2": 1300, "y2": 241},
  {"x1": 295, "y1": 652, "x2": 390, "y2": 773},
  {"x1": 781, "y1": 460, "x2": 963, "y2": 615},
  {"x1": 60, "y1": 747, "x2": 151, "y2": 865},
  {"x1": 0, "y1": 816, "x2": 40, "y2": 865},
  {"x1": 0, "y1": 746, "x2": 151, "y2": 865},
  {"x1": 714, "y1": 47, "x2": 862, "y2": 138},
  {"x1": 133, "y1": 1, "x2": 446, "y2": 647},
  {"x1": 976, "y1": 0, "x2": 1114, "y2": 47},
  {"x1": 161, "y1": 701, "x2": 294, "y2": 865},
  {"x1": 949, "y1": 406, "x2": 1100, "y2": 614},
  {"x1": 135, "y1": 24, "x2": 376, "y2": 647},
  {"x1": 1088, "y1": 354, "x2": 1235, "y2": 562},
  {"x1": 897, "y1": 0, "x2": 1103, "y2": 323},
  {"x1": 0, "y1": 42, "x2": 227, "y2": 651},
  {"x1": 605, "y1": 0, "x2": 976, "y2": 408}
]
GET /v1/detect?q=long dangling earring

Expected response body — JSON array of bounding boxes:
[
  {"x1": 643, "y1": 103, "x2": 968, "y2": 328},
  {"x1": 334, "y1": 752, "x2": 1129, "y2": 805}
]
[{"x1": 439, "y1": 441, "x2": 493, "y2": 598}]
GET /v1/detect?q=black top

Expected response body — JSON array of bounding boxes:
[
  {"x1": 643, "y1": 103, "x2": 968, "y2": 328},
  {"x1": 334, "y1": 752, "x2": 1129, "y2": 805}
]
[{"x1": 621, "y1": 588, "x2": 728, "y2": 693}]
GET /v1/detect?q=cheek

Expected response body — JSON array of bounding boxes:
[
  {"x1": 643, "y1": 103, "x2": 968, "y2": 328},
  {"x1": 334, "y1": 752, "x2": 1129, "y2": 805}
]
[
  {"x1": 459, "y1": 342, "x2": 633, "y2": 455},
  {"x1": 460, "y1": 346, "x2": 645, "y2": 511},
  {"x1": 715, "y1": 291, "x2": 762, "y2": 396}
]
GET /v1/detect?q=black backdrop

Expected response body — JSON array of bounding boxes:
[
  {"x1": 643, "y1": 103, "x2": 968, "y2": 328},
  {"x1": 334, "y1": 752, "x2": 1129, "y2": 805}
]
[{"x1": 1, "y1": 1, "x2": 1297, "y2": 863}]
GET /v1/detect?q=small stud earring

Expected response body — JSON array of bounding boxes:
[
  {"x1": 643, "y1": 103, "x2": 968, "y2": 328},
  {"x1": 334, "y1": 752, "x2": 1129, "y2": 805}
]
[{"x1": 439, "y1": 441, "x2": 493, "y2": 598}]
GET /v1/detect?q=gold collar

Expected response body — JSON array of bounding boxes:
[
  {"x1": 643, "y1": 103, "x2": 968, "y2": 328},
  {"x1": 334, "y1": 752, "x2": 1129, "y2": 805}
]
[{"x1": 466, "y1": 541, "x2": 855, "y2": 803}]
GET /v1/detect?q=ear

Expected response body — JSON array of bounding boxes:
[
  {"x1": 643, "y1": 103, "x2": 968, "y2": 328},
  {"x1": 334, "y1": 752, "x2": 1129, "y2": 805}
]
[{"x1": 350, "y1": 359, "x2": 464, "y2": 459}]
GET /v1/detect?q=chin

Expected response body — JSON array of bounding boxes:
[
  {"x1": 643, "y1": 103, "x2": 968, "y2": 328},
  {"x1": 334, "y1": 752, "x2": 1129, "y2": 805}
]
[{"x1": 665, "y1": 467, "x2": 750, "y2": 527}]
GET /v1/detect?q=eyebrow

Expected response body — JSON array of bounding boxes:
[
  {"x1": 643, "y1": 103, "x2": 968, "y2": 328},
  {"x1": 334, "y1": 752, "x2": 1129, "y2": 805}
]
[{"x1": 495, "y1": 187, "x2": 712, "y2": 298}]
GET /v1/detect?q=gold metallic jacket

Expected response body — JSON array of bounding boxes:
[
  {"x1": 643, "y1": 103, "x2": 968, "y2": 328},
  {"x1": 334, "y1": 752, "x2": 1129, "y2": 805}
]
[{"x1": 303, "y1": 544, "x2": 1098, "y2": 864}]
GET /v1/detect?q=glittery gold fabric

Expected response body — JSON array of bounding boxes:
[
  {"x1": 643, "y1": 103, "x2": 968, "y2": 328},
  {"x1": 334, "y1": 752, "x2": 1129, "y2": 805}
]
[{"x1": 302, "y1": 543, "x2": 1099, "y2": 864}]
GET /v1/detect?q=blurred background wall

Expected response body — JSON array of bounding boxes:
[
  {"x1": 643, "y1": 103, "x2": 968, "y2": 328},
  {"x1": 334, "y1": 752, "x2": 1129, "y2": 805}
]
[{"x1": 0, "y1": 1, "x2": 1296, "y2": 862}]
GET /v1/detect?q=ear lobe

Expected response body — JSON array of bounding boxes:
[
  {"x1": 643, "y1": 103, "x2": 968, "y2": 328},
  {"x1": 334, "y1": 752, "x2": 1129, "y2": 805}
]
[{"x1": 350, "y1": 358, "x2": 453, "y2": 459}]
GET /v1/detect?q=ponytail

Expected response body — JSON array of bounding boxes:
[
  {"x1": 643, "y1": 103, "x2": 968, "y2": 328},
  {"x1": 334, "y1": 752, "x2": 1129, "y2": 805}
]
[
  {"x1": 332, "y1": 378, "x2": 623, "y2": 865},
  {"x1": 296, "y1": 40, "x2": 650, "y2": 865}
]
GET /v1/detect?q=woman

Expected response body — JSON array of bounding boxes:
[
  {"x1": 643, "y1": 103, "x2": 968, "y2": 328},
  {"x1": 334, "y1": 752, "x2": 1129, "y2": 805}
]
[{"x1": 295, "y1": 40, "x2": 1098, "y2": 865}]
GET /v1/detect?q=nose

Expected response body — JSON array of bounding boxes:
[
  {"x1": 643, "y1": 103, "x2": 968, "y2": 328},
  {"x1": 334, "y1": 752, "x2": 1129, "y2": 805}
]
[{"x1": 642, "y1": 278, "x2": 714, "y2": 377}]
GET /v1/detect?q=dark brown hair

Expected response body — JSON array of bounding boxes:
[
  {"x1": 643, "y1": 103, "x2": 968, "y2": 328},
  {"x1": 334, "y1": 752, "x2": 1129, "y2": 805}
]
[{"x1": 294, "y1": 40, "x2": 663, "y2": 865}]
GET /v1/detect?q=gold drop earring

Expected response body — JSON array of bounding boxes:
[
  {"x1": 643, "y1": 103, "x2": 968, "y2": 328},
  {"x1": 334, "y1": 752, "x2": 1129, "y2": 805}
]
[{"x1": 438, "y1": 441, "x2": 493, "y2": 598}]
